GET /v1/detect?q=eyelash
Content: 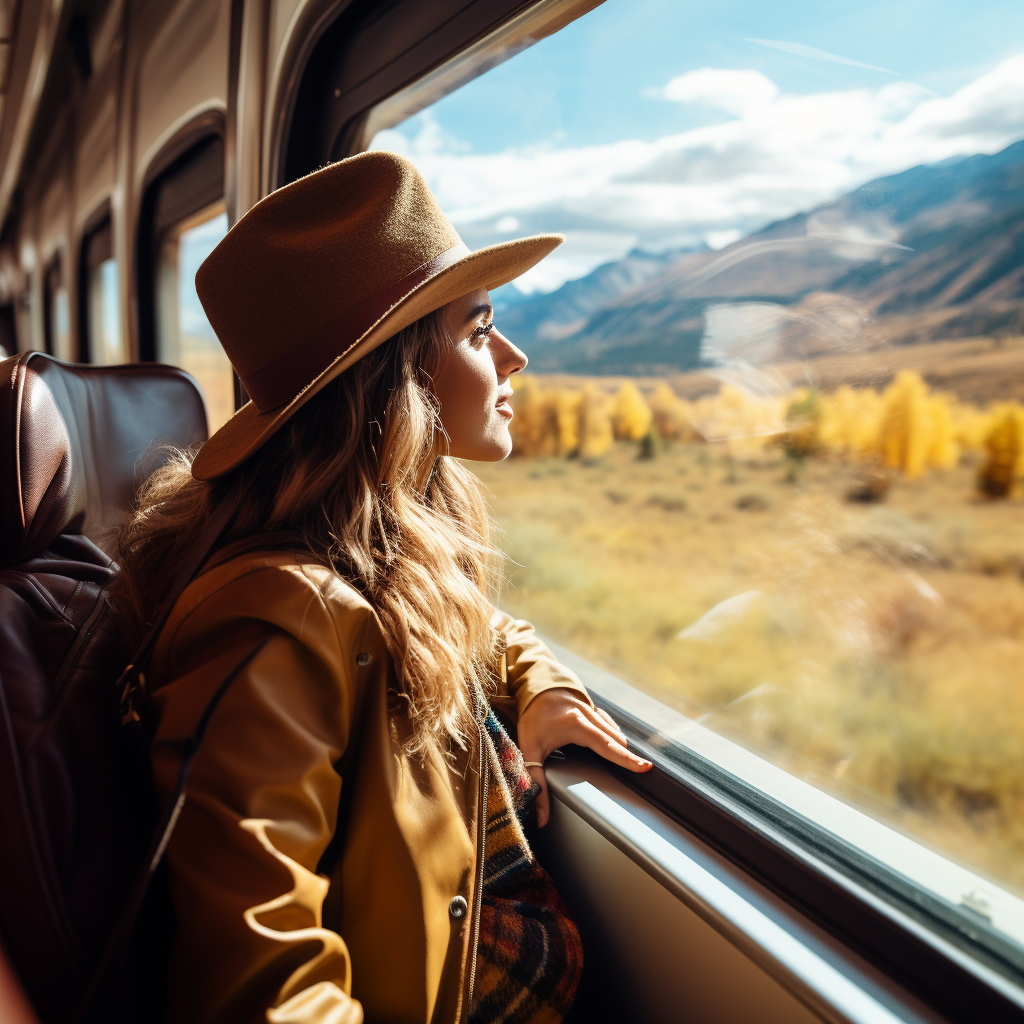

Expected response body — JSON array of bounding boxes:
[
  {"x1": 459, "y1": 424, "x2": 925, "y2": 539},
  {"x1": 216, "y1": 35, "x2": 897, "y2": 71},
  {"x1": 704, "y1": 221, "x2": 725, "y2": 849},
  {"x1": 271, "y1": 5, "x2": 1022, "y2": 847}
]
[{"x1": 472, "y1": 322, "x2": 495, "y2": 339}]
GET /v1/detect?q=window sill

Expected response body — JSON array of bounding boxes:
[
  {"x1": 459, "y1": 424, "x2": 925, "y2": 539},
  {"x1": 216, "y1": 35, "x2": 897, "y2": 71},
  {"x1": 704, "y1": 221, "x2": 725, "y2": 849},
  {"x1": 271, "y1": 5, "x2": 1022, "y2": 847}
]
[
  {"x1": 547, "y1": 754, "x2": 940, "y2": 1024},
  {"x1": 541, "y1": 637, "x2": 1024, "y2": 1022}
]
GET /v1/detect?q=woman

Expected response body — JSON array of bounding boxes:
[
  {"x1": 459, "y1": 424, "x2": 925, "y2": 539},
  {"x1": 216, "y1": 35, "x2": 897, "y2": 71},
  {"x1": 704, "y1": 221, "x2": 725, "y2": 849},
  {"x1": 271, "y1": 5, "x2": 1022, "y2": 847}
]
[{"x1": 112, "y1": 151, "x2": 651, "y2": 1024}]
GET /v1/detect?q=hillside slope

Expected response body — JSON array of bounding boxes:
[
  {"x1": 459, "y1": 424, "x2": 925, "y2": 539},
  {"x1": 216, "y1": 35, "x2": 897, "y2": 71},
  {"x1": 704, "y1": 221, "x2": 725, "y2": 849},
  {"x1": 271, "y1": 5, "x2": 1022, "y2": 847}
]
[
  {"x1": 493, "y1": 247, "x2": 693, "y2": 344},
  {"x1": 527, "y1": 140, "x2": 1024, "y2": 374}
]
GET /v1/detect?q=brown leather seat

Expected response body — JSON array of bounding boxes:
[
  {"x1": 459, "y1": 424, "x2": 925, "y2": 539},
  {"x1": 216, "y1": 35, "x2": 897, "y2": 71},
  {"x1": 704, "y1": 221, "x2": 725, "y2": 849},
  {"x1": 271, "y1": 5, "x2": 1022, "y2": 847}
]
[
  {"x1": 0, "y1": 352, "x2": 208, "y2": 1023},
  {"x1": 1, "y1": 351, "x2": 208, "y2": 564}
]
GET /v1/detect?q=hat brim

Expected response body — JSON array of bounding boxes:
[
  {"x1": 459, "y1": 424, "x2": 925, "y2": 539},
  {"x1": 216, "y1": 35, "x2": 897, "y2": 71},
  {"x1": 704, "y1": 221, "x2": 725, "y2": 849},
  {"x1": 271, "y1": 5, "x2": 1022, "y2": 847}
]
[{"x1": 192, "y1": 233, "x2": 563, "y2": 480}]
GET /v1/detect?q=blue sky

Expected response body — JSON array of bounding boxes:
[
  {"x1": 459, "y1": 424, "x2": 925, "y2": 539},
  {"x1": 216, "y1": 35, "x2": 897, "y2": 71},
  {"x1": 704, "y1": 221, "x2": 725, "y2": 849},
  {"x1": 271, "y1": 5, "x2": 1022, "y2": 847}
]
[
  {"x1": 373, "y1": 0, "x2": 1024, "y2": 292},
  {"x1": 426, "y1": 0, "x2": 1024, "y2": 151},
  {"x1": 178, "y1": 213, "x2": 227, "y2": 340}
]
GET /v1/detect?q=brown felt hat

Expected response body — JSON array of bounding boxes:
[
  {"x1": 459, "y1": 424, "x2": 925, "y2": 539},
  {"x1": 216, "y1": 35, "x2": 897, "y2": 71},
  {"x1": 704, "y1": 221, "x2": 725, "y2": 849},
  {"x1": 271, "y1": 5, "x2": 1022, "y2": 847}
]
[{"x1": 190, "y1": 150, "x2": 562, "y2": 480}]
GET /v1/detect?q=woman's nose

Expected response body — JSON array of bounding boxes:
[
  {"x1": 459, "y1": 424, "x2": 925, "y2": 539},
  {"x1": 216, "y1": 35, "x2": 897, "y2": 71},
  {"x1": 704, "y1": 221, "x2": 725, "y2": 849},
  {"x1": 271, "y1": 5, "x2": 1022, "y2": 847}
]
[{"x1": 492, "y1": 328, "x2": 528, "y2": 376}]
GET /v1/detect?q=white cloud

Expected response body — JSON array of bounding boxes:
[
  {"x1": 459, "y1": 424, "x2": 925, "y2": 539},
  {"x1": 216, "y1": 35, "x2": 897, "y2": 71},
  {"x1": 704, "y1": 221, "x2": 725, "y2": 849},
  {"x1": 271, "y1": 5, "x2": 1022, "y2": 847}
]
[
  {"x1": 377, "y1": 55, "x2": 1024, "y2": 292},
  {"x1": 706, "y1": 228, "x2": 742, "y2": 250},
  {"x1": 660, "y1": 68, "x2": 780, "y2": 115}
]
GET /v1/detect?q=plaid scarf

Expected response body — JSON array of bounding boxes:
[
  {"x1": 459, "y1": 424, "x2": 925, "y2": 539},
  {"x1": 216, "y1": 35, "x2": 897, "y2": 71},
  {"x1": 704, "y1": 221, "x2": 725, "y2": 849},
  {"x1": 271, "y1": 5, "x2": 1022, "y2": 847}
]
[{"x1": 468, "y1": 707, "x2": 583, "y2": 1024}]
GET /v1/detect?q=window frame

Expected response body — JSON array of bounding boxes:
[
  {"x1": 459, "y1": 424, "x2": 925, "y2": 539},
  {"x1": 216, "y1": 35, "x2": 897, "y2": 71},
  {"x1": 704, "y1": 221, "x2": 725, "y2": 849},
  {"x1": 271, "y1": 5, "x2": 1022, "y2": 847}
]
[
  {"x1": 136, "y1": 118, "x2": 244, "y2": 421},
  {"x1": 137, "y1": 120, "x2": 225, "y2": 365},
  {"x1": 277, "y1": 3, "x2": 1024, "y2": 1018},
  {"x1": 275, "y1": 0, "x2": 605, "y2": 184}
]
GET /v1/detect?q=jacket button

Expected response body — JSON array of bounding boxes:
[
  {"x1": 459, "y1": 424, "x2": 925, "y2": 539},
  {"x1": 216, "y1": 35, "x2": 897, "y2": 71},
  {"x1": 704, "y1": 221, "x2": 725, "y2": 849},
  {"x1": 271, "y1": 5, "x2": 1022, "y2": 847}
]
[
  {"x1": 356, "y1": 652, "x2": 371, "y2": 666},
  {"x1": 448, "y1": 896, "x2": 467, "y2": 920}
]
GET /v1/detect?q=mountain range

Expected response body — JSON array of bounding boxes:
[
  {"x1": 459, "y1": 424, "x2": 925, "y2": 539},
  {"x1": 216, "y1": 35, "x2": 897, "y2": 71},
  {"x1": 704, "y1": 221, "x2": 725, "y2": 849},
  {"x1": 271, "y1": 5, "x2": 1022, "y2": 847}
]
[{"x1": 505, "y1": 140, "x2": 1024, "y2": 375}]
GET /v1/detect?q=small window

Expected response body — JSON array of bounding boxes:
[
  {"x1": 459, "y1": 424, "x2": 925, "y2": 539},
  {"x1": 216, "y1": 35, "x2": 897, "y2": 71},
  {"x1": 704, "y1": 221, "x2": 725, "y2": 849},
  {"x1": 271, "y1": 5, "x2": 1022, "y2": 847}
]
[
  {"x1": 156, "y1": 204, "x2": 233, "y2": 431},
  {"x1": 81, "y1": 219, "x2": 122, "y2": 363},
  {"x1": 44, "y1": 257, "x2": 71, "y2": 359},
  {"x1": 141, "y1": 133, "x2": 234, "y2": 432}
]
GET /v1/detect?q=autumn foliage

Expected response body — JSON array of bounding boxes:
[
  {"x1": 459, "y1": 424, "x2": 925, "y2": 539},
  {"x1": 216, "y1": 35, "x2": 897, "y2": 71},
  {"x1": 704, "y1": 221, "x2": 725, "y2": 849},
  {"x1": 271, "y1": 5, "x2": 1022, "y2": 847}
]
[{"x1": 508, "y1": 372, "x2": 1024, "y2": 496}]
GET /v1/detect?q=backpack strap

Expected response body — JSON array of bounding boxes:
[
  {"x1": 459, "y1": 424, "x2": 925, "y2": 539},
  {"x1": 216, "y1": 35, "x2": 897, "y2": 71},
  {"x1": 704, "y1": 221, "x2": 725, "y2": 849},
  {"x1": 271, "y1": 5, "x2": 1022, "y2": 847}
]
[
  {"x1": 74, "y1": 491, "x2": 257, "y2": 1024},
  {"x1": 115, "y1": 490, "x2": 243, "y2": 736},
  {"x1": 74, "y1": 636, "x2": 270, "y2": 1024}
]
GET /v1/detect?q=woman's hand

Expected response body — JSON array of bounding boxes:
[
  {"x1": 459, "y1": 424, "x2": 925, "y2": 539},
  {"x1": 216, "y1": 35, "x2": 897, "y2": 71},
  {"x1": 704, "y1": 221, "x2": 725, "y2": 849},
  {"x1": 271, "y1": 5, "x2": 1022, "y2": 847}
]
[{"x1": 516, "y1": 689, "x2": 653, "y2": 827}]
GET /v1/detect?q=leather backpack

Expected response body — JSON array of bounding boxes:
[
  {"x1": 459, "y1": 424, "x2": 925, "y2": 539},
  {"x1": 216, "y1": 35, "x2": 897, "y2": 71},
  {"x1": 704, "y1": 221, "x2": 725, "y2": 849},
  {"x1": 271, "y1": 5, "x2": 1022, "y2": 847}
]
[{"x1": 0, "y1": 352, "x2": 208, "y2": 1023}]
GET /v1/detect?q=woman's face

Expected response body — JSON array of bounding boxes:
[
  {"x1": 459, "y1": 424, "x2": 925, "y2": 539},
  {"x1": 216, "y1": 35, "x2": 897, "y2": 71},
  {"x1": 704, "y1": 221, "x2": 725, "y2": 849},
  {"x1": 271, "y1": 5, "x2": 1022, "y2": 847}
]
[{"x1": 433, "y1": 287, "x2": 528, "y2": 461}]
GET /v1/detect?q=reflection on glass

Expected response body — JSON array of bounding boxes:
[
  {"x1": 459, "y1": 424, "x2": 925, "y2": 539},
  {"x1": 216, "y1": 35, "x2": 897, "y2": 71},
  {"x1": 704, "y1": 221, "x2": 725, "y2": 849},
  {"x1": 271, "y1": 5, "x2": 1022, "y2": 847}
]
[
  {"x1": 372, "y1": 0, "x2": 1024, "y2": 914},
  {"x1": 88, "y1": 258, "x2": 122, "y2": 363},
  {"x1": 157, "y1": 208, "x2": 233, "y2": 432}
]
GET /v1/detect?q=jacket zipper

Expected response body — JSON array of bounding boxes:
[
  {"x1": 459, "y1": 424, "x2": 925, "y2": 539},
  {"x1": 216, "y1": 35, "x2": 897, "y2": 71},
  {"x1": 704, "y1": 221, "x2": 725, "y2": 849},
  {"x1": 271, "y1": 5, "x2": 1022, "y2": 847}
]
[{"x1": 462, "y1": 685, "x2": 489, "y2": 1022}]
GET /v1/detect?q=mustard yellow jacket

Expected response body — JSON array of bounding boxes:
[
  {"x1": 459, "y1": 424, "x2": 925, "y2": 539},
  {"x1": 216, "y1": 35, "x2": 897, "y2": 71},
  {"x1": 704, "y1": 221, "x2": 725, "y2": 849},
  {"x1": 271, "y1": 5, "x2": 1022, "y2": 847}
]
[{"x1": 148, "y1": 550, "x2": 592, "y2": 1024}]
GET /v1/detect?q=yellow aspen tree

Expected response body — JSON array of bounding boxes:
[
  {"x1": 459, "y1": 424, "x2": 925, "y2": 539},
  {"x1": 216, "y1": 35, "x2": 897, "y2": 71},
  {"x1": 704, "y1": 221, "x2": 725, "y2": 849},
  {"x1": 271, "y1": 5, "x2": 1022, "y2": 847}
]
[
  {"x1": 926, "y1": 394, "x2": 958, "y2": 470},
  {"x1": 817, "y1": 386, "x2": 851, "y2": 453},
  {"x1": 950, "y1": 401, "x2": 992, "y2": 452},
  {"x1": 650, "y1": 383, "x2": 697, "y2": 441},
  {"x1": 782, "y1": 388, "x2": 822, "y2": 458},
  {"x1": 977, "y1": 407, "x2": 1023, "y2": 497},
  {"x1": 578, "y1": 383, "x2": 614, "y2": 458},
  {"x1": 553, "y1": 388, "x2": 582, "y2": 456},
  {"x1": 508, "y1": 375, "x2": 544, "y2": 456},
  {"x1": 879, "y1": 371, "x2": 932, "y2": 478},
  {"x1": 611, "y1": 381, "x2": 653, "y2": 441},
  {"x1": 819, "y1": 385, "x2": 883, "y2": 459},
  {"x1": 535, "y1": 389, "x2": 561, "y2": 457}
]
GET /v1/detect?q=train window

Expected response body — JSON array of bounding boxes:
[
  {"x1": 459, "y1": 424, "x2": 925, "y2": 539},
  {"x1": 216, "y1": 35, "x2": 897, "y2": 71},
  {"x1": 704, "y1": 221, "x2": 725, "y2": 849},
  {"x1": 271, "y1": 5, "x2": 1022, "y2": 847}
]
[
  {"x1": 142, "y1": 133, "x2": 233, "y2": 432},
  {"x1": 366, "y1": 0, "x2": 1024, "y2": 983},
  {"x1": 81, "y1": 218, "x2": 122, "y2": 363},
  {"x1": 155, "y1": 204, "x2": 232, "y2": 431},
  {"x1": 43, "y1": 257, "x2": 70, "y2": 359}
]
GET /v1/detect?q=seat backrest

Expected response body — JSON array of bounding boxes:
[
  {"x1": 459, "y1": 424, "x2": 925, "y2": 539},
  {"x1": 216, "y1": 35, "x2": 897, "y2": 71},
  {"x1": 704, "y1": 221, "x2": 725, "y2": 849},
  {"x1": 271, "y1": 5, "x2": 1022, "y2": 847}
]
[
  {"x1": 0, "y1": 351, "x2": 208, "y2": 564},
  {"x1": 0, "y1": 352, "x2": 208, "y2": 1022}
]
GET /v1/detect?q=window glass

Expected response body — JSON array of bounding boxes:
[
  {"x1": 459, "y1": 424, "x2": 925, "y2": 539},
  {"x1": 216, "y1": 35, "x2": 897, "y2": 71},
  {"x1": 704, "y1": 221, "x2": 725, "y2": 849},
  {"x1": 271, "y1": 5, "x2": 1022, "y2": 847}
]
[
  {"x1": 157, "y1": 208, "x2": 233, "y2": 432},
  {"x1": 370, "y1": 0, "x2": 1024, "y2": 920},
  {"x1": 51, "y1": 288, "x2": 70, "y2": 358},
  {"x1": 87, "y1": 258, "x2": 122, "y2": 364},
  {"x1": 44, "y1": 259, "x2": 71, "y2": 359}
]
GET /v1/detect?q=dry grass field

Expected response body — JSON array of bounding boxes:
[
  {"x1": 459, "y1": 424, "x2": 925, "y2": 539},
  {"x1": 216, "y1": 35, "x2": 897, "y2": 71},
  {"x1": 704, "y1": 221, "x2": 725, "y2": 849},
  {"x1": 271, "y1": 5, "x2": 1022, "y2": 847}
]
[
  {"x1": 180, "y1": 339, "x2": 235, "y2": 431},
  {"x1": 473, "y1": 364, "x2": 1024, "y2": 894}
]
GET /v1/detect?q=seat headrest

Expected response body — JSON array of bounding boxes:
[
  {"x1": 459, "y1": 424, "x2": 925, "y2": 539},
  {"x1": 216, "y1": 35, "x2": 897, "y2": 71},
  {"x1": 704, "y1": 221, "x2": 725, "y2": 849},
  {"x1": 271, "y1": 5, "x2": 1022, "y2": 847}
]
[{"x1": 1, "y1": 352, "x2": 208, "y2": 565}]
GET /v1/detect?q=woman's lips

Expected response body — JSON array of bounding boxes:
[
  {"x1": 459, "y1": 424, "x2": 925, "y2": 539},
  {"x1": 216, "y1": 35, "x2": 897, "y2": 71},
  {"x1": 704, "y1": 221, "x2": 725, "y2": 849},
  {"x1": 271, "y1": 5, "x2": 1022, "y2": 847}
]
[{"x1": 496, "y1": 399, "x2": 513, "y2": 420}]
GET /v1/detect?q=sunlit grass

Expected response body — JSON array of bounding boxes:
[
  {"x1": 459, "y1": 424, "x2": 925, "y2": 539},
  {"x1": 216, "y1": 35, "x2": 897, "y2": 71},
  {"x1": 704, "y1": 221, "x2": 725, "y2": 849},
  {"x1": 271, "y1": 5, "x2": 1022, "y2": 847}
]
[{"x1": 474, "y1": 441, "x2": 1024, "y2": 893}]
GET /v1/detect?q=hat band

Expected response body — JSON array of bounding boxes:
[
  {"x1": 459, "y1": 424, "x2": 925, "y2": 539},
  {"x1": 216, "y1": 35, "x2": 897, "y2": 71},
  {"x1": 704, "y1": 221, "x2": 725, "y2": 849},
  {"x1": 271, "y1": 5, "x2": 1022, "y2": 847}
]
[{"x1": 240, "y1": 242, "x2": 471, "y2": 412}]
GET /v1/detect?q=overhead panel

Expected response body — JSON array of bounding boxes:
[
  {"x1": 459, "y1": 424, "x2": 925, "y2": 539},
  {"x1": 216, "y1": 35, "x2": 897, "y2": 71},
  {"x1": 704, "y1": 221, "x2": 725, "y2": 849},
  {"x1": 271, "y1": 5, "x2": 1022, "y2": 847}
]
[{"x1": 133, "y1": 0, "x2": 230, "y2": 179}]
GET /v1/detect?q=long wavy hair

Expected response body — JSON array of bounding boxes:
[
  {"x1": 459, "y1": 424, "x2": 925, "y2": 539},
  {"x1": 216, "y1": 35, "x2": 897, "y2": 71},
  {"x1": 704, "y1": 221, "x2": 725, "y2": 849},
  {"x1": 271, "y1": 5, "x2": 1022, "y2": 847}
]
[{"x1": 110, "y1": 309, "x2": 501, "y2": 756}]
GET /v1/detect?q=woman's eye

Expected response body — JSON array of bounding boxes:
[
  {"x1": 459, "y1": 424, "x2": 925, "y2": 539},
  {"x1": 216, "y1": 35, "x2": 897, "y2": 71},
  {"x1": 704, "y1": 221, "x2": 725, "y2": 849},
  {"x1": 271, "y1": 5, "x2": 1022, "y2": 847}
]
[{"x1": 471, "y1": 322, "x2": 495, "y2": 342}]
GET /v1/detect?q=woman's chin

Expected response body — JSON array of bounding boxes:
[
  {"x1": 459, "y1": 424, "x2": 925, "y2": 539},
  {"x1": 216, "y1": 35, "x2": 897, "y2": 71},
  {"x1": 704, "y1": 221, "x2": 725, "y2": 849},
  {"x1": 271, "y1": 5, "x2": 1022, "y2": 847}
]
[
  {"x1": 466, "y1": 430, "x2": 516, "y2": 462},
  {"x1": 451, "y1": 430, "x2": 513, "y2": 463},
  {"x1": 478, "y1": 436, "x2": 514, "y2": 462}
]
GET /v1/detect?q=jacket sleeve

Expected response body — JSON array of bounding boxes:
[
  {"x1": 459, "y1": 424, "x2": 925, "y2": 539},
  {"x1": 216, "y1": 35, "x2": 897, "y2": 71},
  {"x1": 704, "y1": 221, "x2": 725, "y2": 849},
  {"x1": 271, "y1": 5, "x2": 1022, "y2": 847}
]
[
  {"x1": 149, "y1": 569, "x2": 374, "y2": 1024},
  {"x1": 490, "y1": 608, "x2": 594, "y2": 721}
]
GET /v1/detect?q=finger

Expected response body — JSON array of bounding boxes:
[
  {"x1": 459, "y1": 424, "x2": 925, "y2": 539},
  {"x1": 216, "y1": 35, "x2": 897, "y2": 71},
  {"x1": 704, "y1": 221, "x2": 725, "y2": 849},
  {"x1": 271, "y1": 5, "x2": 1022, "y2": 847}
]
[
  {"x1": 528, "y1": 766, "x2": 550, "y2": 827},
  {"x1": 578, "y1": 721, "x2": 652, "y2": 773},
  {"x1": 592, "y1": 706, "x2": 628, "y2": 744},
  {"x1": 569, "y1": 704, "x2": 628, "y2": 750}
]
